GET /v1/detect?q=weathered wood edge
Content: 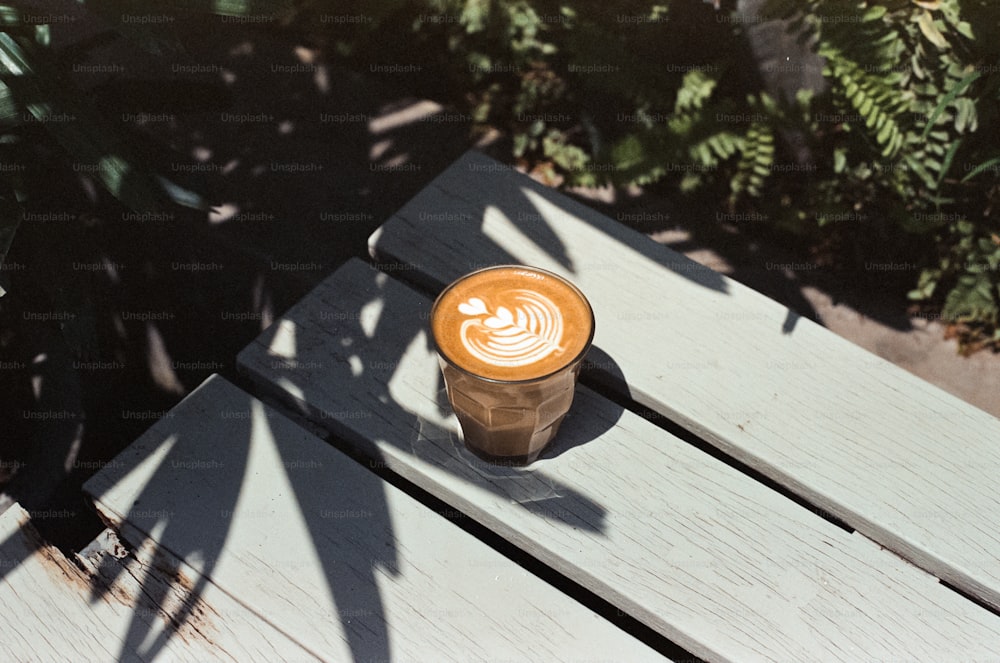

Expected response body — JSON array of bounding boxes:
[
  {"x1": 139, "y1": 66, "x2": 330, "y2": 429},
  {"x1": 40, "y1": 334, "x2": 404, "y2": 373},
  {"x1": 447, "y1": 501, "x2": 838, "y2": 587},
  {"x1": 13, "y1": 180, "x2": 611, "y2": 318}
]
[{"x1": 0, "y1": 503, "x2": 318, "y2": 662}]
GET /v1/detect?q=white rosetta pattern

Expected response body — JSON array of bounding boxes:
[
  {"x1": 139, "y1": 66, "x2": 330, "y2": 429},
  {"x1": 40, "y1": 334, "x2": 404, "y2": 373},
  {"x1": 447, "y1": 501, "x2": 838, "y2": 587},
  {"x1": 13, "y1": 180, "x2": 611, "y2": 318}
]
[{"x1": 457, "y1": 290, "x2": 565, "y2": 367}]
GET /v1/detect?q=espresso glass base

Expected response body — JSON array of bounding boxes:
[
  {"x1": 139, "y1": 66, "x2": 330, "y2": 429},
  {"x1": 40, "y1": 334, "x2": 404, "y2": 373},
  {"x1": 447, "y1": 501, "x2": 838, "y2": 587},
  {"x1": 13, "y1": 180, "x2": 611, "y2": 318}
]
[
  {"x1": 462, "y1": 444, "x2": 544, "y2": 468},
  {"x1": 457, "y1": 415, "x2": 568, "y2": 467}
]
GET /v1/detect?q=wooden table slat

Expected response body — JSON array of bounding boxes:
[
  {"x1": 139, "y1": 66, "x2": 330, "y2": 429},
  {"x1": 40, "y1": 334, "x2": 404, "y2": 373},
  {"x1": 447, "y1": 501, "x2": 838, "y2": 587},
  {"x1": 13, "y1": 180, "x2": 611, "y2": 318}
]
[
  {"x1": 83, "y1": 375, "x2": 664, "y2": 663},
  {"x1": 367, "y1": 149, "x2": 1000, "y2": 610},
  {"x1": 0, "y1": 503, "x2": 317, "y2": 662},
  {"x1": 237, "y1": 258, "x2": 1000, "y2": 663}
]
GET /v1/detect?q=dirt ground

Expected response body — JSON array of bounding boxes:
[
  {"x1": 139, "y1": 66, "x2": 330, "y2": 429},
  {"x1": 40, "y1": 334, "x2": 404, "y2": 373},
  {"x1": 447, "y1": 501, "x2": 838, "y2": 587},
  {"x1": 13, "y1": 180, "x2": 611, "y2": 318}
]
[{"x1": 1, "y1": 18, "x2": 997, "y2": 553}]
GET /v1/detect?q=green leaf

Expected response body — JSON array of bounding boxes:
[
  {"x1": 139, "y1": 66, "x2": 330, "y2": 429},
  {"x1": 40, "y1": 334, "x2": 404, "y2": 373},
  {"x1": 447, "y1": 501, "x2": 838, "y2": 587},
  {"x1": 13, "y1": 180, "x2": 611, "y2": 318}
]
[
  {"x1": 936, "y1": 139, "x2": 960, "y2": 190},
  {"x1": 943, "y1": 271, "x2": 997, "y2": 323},
  {"x1": 34, "y1": 25, "x2": 50, "y2": 47},
  {"x1": 460, "y1": 0, "x2": 490, "y2": 33},
  {"x1": 610, "y1": 133, "x2": 645, "y2": 171},
  {"x1": 876, "y1": 119, "x2": 895, "y2": 145},
  {"x1": 0, "y1": 5, "x2": 19, "y2": 27},
  {"x1": 730, "y1": 122, "x2": 774, "y2": 202},
  {"x1": 674, "y1": 69, "x2": 717, "y2": 114},
  {"x1": 0, "y1": 183, "x2": 19, "y2": 296},
  {"x1": 863, "y1": 6, "x2": 887, "y2": 22},
  {"x1": 543, "y1": 132, "x2": 591, "y2": 175},
  {"x1": 512, "y1": 132, "x2": 530, "y2": 158},
  {"x1": 961, "y1": 156, "x2": 1000, "y2": 183},
  {"x1": 953, "y1": 97, "x2": 976, "y2": 133},
  {"x1": 0, "y1": 32, "x2": 207, "y2": 213},
  {"x1": 920, "y1": 70, "x2": 980, "y2": 140},
  {"x1": 917, "y1": 10, "x2": 948, "y2": 49},
  {"x1": 0, "y1": 80, "x2": 20, "y2": 128},
  {"x1": 955, "y1": 20, "x2": 974, "y2": 40}
]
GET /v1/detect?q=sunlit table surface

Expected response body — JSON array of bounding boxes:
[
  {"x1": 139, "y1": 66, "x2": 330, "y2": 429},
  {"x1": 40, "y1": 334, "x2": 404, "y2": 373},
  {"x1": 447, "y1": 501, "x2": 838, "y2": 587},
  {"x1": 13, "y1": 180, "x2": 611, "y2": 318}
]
[
  {"x1": 13, "y1": 149, "x2": 999, "y2": 663},
  {"x1": 239, "y1": 151, "x2": 1000, "y2": 661}
]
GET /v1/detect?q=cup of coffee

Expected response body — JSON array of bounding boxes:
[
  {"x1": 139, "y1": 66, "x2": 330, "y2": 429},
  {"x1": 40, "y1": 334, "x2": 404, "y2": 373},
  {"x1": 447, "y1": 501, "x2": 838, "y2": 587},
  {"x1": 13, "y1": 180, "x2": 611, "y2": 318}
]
[{"x1": 430, "y1": 265, "x2": 595, "y2": 465}]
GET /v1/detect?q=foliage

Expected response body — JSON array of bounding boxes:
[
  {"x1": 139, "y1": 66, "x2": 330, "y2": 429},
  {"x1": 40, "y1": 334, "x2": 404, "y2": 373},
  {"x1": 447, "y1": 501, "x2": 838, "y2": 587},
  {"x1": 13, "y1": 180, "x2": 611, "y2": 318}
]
[
  {"x1": 768, "y1": 0, "x2": 1000, "y2": 350},
  {"x1": 309, "y1": 0, "x2": 1000, "y2": 350},
  {"x1": 0, "y1": 1, "x2": 293, "y2": 293},
  {"x1": 1, "y1": 0, "x2": 998, "y2": 350}
]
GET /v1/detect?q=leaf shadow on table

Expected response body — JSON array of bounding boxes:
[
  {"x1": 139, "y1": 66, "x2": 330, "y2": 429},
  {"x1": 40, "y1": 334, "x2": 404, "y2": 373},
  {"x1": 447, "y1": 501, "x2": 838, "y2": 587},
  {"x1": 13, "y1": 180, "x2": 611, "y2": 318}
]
[
  {"x1": 81, "y1": 415, "x2": 250, "y2": 661},
  {"x1": 246, "y1": 263, "x2": 616, "y2": 537},
  {"x1": 369, "y1": 150, "x2": 744, "y2": 417},
  {"x1": 78, "y1": 377, "x2": 401, "y2": 662},
  {"x1": 201, "y1": 263, "x2": 628, "y2": 660},
  {"x1": 380, "y1": 151, "x2": 731, "y2": 298}
]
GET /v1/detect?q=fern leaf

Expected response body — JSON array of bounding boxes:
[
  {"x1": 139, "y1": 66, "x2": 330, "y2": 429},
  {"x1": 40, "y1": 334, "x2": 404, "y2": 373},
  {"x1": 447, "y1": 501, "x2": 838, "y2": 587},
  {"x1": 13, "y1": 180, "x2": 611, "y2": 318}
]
[{"x1": 730, "y1": 123, "x2": 775, "y2": 201}]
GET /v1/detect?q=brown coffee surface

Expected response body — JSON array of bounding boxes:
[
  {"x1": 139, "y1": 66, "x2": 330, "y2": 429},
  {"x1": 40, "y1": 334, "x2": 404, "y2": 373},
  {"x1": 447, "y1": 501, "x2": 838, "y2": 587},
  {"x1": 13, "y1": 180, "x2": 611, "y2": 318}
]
[{"x1": 431, "y1": 265, "x2": 593, "y2": 381}]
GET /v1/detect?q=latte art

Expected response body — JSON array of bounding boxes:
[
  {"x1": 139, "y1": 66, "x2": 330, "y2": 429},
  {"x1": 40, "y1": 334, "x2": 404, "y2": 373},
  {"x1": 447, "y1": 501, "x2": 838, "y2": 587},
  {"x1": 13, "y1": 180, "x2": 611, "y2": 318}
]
[
  {"x1": 431, "y1": 264, "x2": 594, "y2": 382},
  {"x1": 457, "y1": 290, "x2": 565, "y2": 367}
]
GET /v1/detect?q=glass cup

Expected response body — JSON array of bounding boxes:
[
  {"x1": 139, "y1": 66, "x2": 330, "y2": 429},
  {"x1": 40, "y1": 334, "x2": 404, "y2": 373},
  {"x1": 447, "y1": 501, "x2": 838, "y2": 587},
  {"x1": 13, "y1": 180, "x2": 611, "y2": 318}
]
[{"x1": 430, "y1": 265, "x2": 595, "y2": 465}]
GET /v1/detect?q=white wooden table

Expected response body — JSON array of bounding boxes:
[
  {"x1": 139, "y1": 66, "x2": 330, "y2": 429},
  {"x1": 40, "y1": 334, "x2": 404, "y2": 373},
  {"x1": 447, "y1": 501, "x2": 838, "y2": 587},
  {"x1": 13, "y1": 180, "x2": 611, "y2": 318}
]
[
  {"x1": 0, "y1": 373, "x2": 664, "y2": 661},
  {"x1": 72, "y1": 375, "x2": 661, "y2": 662},
  {"x1": 235, "y1": 151, "x2": 1000, "y2": 662},
  {"x1": 11, "y1": 149, "x2": 1000, "y2": 662}
]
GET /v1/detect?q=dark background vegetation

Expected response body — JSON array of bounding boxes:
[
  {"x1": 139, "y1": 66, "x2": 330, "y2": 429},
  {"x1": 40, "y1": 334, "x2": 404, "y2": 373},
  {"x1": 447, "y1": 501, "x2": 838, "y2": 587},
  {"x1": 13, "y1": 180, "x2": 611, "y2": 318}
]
[{"x1": 0, "y1": 0, "x2": 998, "y2": 550}]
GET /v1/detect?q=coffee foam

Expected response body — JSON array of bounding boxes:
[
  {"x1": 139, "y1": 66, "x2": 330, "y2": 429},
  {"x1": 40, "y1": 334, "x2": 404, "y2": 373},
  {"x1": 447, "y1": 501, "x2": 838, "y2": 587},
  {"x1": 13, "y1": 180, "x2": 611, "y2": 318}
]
[{"x1": 431, "y1": 266, "x2": 593, "y2": 381}]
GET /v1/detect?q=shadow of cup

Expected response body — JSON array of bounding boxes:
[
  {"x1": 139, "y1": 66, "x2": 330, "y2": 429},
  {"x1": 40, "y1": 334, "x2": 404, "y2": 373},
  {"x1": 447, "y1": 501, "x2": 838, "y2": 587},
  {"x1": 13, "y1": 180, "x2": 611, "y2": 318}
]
[
  {"x1": 541, "y1": 344, "x2": 627, "y2": 460},
  {"x1": 414, "y1": 411, "x2": 609, "y2": 534}
]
